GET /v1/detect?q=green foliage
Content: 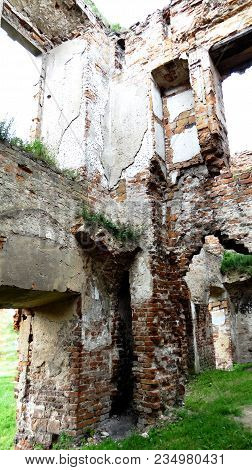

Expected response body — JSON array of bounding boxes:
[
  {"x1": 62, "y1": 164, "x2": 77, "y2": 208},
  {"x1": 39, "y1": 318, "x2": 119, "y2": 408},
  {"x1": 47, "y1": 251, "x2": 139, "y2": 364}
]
[
  {"x1": 0, "y1": 119, "x2": 14, "y2": 142},
  {"x1": 61, "y1": 168, "x2": 78, "y2": 181},
  {"x1": 84, "y1": 1, "x2": 122, "y2": 30},
  {"x1": 110, "y1": 23, "x2": 122, "y2": 33},
  {"x1": 221, "y1": 251, "x2": 252, "y2": 276},
  {"x1": 22, "y1": 139, "x2": 57, "y2": 169},
  {"x1": 0, "y1": 119, "x2": 78, "y2": 179},
  {"x1": 34, "y1": 444, "x2": 45, "y2": 450},
  {"x1": 52, "y1": 433, "x2": 74, "y2": 450},
  {"x1": 81, "y1": 205, "x2": 141, "y2": 243},
  {"x1": 84, "y1": 0, "x2": 108, "y2": 25},
  {"x1": 0, "y1": 377, "x2": 16, "y2": 450},
  {"x1": 1, "y1": 364, "x2": 252, "y2": 450},
  {"x1": 83, "y1": 365, "x2": 252, "y2": 450}
]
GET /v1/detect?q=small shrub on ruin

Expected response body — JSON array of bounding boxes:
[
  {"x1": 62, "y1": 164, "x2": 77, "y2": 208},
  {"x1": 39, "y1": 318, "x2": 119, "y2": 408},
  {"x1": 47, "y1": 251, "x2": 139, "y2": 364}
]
[
  {"x1": 221, "y1": 251, "x2": 252, "y2": 276},
  {"x1": 61, "y1": 168, "x2": 78, "y2": 181},
  {"x1": 81, "y1": 205, "x2": 142, "y2": 243},
  {"x1": 0, "y1": 119, "x2": 14, "y2": 142}
]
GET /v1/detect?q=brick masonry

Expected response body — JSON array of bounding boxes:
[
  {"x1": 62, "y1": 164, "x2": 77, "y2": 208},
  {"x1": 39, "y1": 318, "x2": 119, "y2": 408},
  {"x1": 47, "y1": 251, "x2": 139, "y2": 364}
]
[{"x1": 0, "y1": 0, "x2": 251, "y2": 448}]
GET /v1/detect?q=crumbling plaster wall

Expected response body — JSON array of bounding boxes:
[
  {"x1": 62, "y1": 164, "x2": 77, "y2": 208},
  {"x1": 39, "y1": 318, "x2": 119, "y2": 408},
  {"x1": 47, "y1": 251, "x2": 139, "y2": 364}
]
[
  {"x1": 16, "y1": 299, "x2": 83, "y2": 448},
  {"x1": 75, "y1": 0, "x2": 252, "y2": 424},
  {"x1": 185, "y1": 237, "x2": 252, "y2": 371},
  {"x1": 0, "y1": 0, "x2": 252, "y2": 444},
  {"x1": 0, "y1": 143, "x2": 87, "y2": 298},
  {"x1": 0, "y1": 143, "x2": 119, "y2": 447},
  {"x1": 2, "y1": 0, "x2": 97, "y2": 48},
  {"x1": 41, "y1": 26, "x2": 111, "y2": 176}
]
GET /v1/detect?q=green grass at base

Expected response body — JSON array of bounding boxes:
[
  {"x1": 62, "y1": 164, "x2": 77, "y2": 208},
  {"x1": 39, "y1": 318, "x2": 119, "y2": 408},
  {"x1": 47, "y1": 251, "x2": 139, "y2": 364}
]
[
  {"x1": 0, "y1": 365, "x2": 251, "y2": 450},
  {"x1": 0, "y1": 376, "x2": 16, "y2": 450},
  {"x1": 83, "y1": 365, "x2": 252, "y2": 450}
]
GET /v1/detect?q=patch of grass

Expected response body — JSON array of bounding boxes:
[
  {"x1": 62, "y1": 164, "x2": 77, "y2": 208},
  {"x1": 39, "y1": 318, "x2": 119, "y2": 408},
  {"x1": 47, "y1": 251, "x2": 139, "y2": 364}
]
[
  {"x1": 0, "y1": 310, "x2": 17, "y2": 449},
  {"x1": 0, "y1": 310, "x2": 18, "y2": 377},
  {"x1": 0, "y1": 377, "x2": 16, "y2": 450},
  {"x1": 81, "y1": 205, "x2": 142, "y2": 243},
  {"x1": 83, "y1": 365, "x2": 252, "y2": 450},
  {"x1": 0, "y1": 119, "x2": 78, "y2": 179},
  {"x1": 0, "y1": 364, "x2": 252, "y2": 450},
  {"x1": 10, "y1": 136, "x2": 57, "y2": 169},
  {"x1": 52, "y1": 433, "x2": 74, "y2": 450},
  {"x1": 21, "y1": 139, "x2": 57, "y2": 169},
  {"x1": 221, "y1": 251, "x2": 252, "y2": 277}
]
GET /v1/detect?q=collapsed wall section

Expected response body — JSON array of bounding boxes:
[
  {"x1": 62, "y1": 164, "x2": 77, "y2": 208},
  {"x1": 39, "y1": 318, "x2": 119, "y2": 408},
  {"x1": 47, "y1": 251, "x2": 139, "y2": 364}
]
[{"x1": 0, "y1": 0, "x2": 252, "y2": 445}]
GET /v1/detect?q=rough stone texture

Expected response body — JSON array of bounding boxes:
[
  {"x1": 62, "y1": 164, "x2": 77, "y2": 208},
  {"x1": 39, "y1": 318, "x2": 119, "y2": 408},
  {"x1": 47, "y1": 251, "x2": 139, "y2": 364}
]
[
  {"x1": 3, "y1": 0, "x2": 97, "y2": 49},
  {"x1": 0, "y1": 0, "x2": 252, "y2": 448},
  {"x1": 0, "y1": 143, "x2": 86, "y2": 299}
]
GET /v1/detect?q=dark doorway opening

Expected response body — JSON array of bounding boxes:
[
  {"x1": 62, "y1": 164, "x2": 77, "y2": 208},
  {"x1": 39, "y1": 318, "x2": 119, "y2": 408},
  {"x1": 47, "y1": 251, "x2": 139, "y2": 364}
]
[{"x1": 111, "y1": 271, "x2": 134, "y2": 415}]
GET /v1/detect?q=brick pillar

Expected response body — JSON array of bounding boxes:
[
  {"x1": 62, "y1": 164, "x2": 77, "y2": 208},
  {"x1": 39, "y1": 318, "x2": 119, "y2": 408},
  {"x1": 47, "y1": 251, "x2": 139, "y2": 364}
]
[
  {"x1": 208, "y1": 298, "x2": 233, "y2": 370},
  {"x1": 189, "y1": 48, "x2": 229, "y2": 174},
  {"x1": 15, "y1": 298, "x2": 83, "y2": 449}
]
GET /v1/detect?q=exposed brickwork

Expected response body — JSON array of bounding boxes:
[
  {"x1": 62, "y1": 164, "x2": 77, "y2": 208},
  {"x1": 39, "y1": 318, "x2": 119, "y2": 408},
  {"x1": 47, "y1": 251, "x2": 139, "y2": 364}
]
[{"x1": 0, "y1": 0, "x2": 251, "y2": 447}]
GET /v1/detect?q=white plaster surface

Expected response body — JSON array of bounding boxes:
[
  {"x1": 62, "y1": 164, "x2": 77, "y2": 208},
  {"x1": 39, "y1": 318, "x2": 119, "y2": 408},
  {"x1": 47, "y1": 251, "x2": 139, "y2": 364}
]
[
  {"x1": 171, "y1": 125, "x2": 200, "y2": 163},
  {"x1": 154, "y1": 121, "x2": 165, "y2": 159},
  {"x1": 101, "y1": 82, "x2": 149, "y2": 188},
  {"x1": 130, "y1": 253, "x2": 153, "y2": 304},
  {"x1": 167, "y1": 89, "x2": 194, "y2": 122},
  {"x1": 152, "y1": 80, "x2": 163, "y2": 120},
  {"x1": 41, "y1": 39, "x2": 87, "y2": 169},
  {"x1": 171, "y1": 9, "x2": 195, "y2": 34},
  {"x1": 170, "y1": 170, "x2": 179, "y2": 185}
]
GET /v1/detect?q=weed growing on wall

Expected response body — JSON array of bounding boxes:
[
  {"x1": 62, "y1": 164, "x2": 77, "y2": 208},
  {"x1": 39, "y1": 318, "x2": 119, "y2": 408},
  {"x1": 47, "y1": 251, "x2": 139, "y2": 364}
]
[
  {"x1": 84, "y1": 0, "x2": 122, "y2": 31},
  {"x1": 110, "y1": 23, "x2": 122, "y2": 32},
  {"x1": 221, "y1": 251, "x2": 252, "y2": 276},
  {"x1": 0, "y1": 119, "x2": 14, "y2": 142},
  {"x1": 81, "y1": 205, "x2": 142, "y2": 243},
  {"x1": 0, "y1": 119, "x2": 77, "y2": 180}
]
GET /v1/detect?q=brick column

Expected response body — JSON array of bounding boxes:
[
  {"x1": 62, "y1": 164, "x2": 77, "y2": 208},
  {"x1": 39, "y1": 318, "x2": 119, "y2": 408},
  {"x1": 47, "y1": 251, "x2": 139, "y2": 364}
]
[
  {"x1": 189, "y1": 48, "x2": 229, "y2": 174},
  {"x1": 16, "y1": 298, "x2": 83, "y2": 449},
  {"x1": 208, "y1": 298, "x2": 233, "y2": 370}
]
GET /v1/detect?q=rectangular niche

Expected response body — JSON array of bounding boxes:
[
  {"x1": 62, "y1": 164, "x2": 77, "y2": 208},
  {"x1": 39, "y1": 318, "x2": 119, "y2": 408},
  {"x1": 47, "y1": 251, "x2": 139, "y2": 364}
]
[{"x1": 152, "y1": 59, "x2": 201, "y2": 168}]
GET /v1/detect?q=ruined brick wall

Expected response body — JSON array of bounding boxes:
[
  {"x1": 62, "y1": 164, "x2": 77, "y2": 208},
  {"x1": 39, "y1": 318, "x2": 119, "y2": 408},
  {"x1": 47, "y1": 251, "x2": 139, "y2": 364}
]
[
  {"x1": 16, "y1": 299, "x2": 83, "y2": 449},
  {"x1": 0, "y1": 0, "x2": 252, "y2": 447},
  {"x1": 227, "y1": 281, "x2": 252, "y2": 364},
  {"x1": 0, "y1": 144, "x2": 121, "y2": 447},
  {"x1": 195, "y1": 305, "x2": 216, "y2": 370}
]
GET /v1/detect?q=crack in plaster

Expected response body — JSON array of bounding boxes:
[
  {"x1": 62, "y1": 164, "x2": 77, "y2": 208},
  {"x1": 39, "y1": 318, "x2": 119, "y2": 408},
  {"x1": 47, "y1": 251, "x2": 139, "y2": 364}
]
[{"x1": 110, "y1": 127, "x2": 149, "y2": 190}]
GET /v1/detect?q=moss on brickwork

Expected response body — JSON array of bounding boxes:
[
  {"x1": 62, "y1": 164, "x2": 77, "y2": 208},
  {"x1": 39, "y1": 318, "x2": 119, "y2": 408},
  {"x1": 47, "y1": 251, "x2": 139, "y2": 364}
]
[{"x1": 221, "y1": 251, "x2": 252, "y2": 276}]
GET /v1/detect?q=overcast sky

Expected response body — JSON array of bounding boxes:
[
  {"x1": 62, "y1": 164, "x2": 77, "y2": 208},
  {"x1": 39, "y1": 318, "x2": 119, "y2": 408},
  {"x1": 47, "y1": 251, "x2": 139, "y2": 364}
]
[
  {"x1": 0, "y1": 28, "x2": 41, "y2": 140},
  {"x1": 94, "y1": 0, "x2": 170, "y2": 27}
]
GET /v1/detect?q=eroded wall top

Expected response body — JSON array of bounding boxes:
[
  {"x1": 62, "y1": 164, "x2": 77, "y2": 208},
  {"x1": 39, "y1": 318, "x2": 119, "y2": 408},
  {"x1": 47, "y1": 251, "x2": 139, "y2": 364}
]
[{"x1": 2, "y1": 0, "x2": 100, "y2": 49}]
